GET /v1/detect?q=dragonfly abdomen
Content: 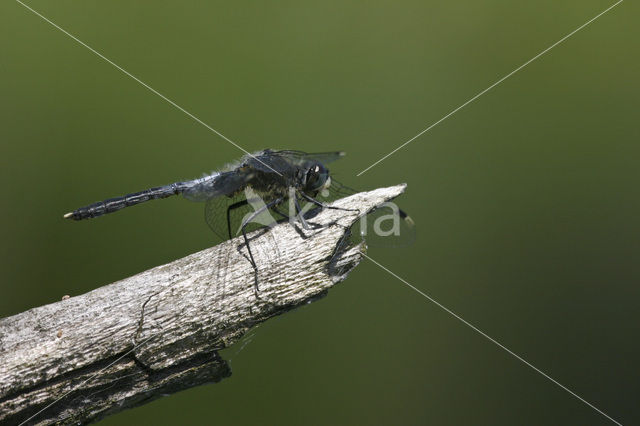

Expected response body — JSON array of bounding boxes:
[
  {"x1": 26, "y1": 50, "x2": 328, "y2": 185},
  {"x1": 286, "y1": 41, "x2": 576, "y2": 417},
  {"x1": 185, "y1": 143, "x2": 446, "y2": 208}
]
[{"x1": 64, "y1": 182, "x2": 189, "y2": 220}]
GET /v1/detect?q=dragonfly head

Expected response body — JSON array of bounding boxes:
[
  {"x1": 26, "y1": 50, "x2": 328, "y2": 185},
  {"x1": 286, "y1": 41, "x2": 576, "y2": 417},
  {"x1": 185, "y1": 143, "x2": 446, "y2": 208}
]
[{"x1": 303, "y1": 162, "x2": 331, "y2": 193}]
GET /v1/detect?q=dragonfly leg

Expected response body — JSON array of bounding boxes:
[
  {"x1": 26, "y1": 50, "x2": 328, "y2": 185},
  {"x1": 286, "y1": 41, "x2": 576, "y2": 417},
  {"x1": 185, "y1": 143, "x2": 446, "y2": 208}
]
[
  {"x1": 298, "y1": 191, "x2": 360, "y2": 213},
  {"x1": 240, "y1": 197, "x2": 283, "y2": 298},
  {"x1": 270, "y1": 192, "x2": 308, "y2": 227},
  {"x1": 226, "y1": 197, "x2": 266, "y2": 239},
  {"x1": 301, "y1": 189, "x2": 413, "y2": 227},
  {"x1": 226, "y1": 199, "x2": 248, "y2": 239},
  {"x1": 293, "y1": 194, "x2": 311, "y2": 229},
  {"x1": 271, "y1": 206, "x2": 290, "y2": 221}
]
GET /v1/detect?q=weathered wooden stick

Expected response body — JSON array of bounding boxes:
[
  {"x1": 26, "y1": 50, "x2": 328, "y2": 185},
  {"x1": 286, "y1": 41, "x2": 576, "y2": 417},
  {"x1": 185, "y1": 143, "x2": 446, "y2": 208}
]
[{"x1": 0, "y1": 184, "x2": 407, "y2": 425}]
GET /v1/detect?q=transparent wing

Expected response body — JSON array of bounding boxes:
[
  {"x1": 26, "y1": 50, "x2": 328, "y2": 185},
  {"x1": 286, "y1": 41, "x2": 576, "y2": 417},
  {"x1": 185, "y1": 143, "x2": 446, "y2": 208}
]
[
  {"x1": 270, "y1": 150, "x2": 346, "y2": 165},
  {"x1": 242, "y1": 150, "x2": 346, "y2": 174},
  {"x1": 239, "y1": 151, "x2": 293, "y2": 175},
  {"x1": 203, "y1": 191, "x2": 287, "y2": 243},
  {"x1": 204, "y1": 194, "x2": 247, "y2": 241},
  {"x1": 321, "y1": 179, "x2": 359, "y2": 201},
  {"x1": 198, "y1": 192, "x2": 285, "y2": 304}
]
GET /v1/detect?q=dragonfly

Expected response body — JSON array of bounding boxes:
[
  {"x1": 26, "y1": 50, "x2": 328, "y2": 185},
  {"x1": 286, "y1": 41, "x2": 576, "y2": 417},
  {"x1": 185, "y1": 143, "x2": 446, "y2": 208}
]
[{"x1": 64, "y1": 149, "x2": 413, "y2": 292}]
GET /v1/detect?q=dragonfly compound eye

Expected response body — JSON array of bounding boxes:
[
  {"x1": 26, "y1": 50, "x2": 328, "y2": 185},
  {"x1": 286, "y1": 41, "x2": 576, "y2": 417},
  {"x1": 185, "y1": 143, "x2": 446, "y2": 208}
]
[{"x1": 305, "y1": 163, "x2": 330, "y2": 192}]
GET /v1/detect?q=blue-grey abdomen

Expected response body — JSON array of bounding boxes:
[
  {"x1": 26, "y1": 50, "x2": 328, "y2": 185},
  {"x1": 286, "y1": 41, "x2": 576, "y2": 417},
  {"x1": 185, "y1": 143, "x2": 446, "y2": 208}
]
[{"x1": 65, "y1": 182, "x2": 190, "y2": 220}]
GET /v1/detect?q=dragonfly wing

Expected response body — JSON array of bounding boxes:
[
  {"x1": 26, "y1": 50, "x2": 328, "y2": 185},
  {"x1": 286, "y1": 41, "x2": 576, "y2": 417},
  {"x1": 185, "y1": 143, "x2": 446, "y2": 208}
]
[
  {"x1": 238, "y1": 150, "x2": 297, "y2": 175},
  {"x1": 238, "y1": 149, "x2": 346, "y2": 175},
  {"x1": 324, "y1": 178, "x2": 358, "y2": 199},
  {"x1": 204, "y1": 192, "x2": 285, "y2": 242},
  {"x1": 204, "y1": 193, "x2": 249, "y2": 241},
  {"x1": 271, "y1": 150, "x2": 346, "y2": 166}
]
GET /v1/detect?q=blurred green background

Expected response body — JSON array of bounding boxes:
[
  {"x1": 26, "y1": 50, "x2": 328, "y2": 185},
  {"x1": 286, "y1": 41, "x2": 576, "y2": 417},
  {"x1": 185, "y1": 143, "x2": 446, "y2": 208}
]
[{"x1": 1, "y1": 0, "x2": 638, "y2": 424}]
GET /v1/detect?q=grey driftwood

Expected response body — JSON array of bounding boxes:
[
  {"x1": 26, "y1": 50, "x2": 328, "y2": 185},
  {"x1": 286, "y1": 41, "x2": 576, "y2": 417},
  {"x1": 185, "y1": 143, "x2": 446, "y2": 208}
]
[{"x1": 0, "y1": 184, "x2": 407, "y2": 425}]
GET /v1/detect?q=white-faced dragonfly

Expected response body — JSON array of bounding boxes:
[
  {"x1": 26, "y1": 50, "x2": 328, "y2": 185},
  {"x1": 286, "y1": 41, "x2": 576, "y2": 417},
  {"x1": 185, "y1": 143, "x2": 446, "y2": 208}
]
[{"x1": 65, "y1": 149, "x2": 413, "y2": 292}]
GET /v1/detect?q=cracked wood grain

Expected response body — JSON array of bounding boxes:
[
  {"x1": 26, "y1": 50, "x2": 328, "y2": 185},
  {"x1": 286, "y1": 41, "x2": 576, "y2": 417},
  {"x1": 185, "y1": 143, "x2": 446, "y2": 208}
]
[{"x1": 0, "y1": 184, "x2": 406, "y2": 425}]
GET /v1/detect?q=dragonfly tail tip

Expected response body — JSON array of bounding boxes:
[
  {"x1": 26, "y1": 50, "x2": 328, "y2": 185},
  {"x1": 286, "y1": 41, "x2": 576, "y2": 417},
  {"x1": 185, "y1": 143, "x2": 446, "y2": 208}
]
[{"x1": 63, "y1": 212, "x2": 74, "y2": 219}]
